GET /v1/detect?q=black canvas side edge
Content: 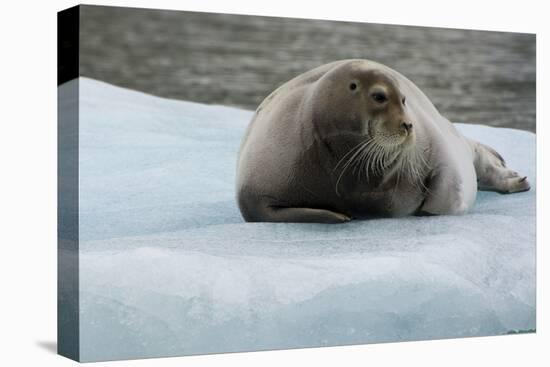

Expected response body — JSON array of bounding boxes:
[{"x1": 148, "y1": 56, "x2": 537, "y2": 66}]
[{"x1": 58, "y1": 6, "x2": 79, "y2": 85}]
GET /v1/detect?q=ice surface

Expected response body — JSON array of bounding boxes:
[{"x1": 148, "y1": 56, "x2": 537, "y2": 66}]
[{"x1": 68, "y1": 78, "x2": 535, "y2": 361}]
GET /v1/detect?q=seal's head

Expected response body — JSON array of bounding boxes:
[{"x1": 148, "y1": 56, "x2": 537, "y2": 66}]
[
  {"x1": 306, "y1": 61, "x2": 425, "y2": 192},
  {"x1": 308, "y1": 61, "x2": 415, "y2": 149}
]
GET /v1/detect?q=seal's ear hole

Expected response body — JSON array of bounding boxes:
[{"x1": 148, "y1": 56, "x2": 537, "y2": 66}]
[
  {"x1": 349, "y1": 82, "x2": 358, "y2": 91},
  {"x1": 402, "y1": 97, "x2": 406, "y2": 105}
]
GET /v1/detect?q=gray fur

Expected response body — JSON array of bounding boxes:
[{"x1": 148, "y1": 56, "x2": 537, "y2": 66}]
[{"x1": 236, "y1": 60, "x2": 530, "y2": 223}]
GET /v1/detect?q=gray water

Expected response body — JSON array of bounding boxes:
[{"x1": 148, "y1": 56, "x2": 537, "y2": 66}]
[{"x1": 80, "y1": 5, "x2": 536, "y2": 132}]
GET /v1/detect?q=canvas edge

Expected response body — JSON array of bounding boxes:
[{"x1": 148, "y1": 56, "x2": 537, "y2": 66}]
[{"x1": 57, "y1": 4, "x2": 80, "y2": 362}]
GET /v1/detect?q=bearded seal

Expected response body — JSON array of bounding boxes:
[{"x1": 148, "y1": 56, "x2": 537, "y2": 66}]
[{"x1": 236, "y1": 59, "x2": 530, "y2": 223}]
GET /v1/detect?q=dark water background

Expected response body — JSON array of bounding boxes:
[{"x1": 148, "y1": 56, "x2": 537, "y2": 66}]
[{"x1": 80, "y1": 6, "x2": 536, "y2": 132}]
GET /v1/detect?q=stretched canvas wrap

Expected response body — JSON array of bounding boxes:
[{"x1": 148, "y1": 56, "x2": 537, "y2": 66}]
[{"x1": 57, "y1": 5, "x2": 536, "y2": 362}]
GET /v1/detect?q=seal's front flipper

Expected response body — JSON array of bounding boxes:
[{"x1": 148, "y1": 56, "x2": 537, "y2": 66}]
[
  {"x1": 263, "y1": 206, "x2": 351, "y2": 223},
  {"x1": 418, "y1": 167, "x2": 473, "y2": 216}
]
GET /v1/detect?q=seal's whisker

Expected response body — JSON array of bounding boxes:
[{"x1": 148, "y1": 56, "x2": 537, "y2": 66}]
[
  {"x1": 341, "y1": 141, "x2": 370, "y2": 176},
  {"x1": 332, "y1": 140, "x2": 370, "y2": 173},
  {"x1": 351, "y1": 142, "x2": 369, "y2": 174},
  {"x1": 359, "y1": 141, "x2": 377, "y2": 180},
  {"x1": 401, "y1": 147, "x2": 429, "y2": 192},
  {"x1": 362, "y1": 141, "x2": 380, "y2": 179},
  {"x1": 351, "y1": 147, "x2": 365, "y2": 176},
  {"x1": 354, "y1": 140, "x2": 376, "y2": 179},
  {"x1": 334, "y1": 140, "x2": 370, "y2": 196}
]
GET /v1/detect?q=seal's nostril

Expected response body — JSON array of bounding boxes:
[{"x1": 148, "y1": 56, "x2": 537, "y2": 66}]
[{"x1": 401, "y1": 122, "x2": 413, "y2": 132}]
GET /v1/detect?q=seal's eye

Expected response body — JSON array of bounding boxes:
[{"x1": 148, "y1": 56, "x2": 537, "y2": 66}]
[
  {"x1": 371, "y1": 92, "x2": 387, "y2": 103},
  {"x1": 349, "y1": 82, "x2": 358, "y2": 91},
  {"x1": 402, "y1": 97, "x2": 406, "y2": 105}
]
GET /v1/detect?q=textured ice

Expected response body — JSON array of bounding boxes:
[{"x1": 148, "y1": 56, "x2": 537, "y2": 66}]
[{"x1": 68, "y1": 78, "x2": 535, "y2": 361}]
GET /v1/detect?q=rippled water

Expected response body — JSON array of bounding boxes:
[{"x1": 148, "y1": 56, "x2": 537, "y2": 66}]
[{"x1": 80, "y1": 6, "x2": 536, "y2": 132}]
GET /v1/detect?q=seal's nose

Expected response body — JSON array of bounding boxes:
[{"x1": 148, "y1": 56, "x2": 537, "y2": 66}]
[{"x1": 401, "y1": 122, "x2": 413, "y2": 133}]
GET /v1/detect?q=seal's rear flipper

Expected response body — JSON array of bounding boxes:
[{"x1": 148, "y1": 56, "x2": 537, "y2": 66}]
[{"x1": 471, "y1": 140, "x2": 531, "y2": 194}]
